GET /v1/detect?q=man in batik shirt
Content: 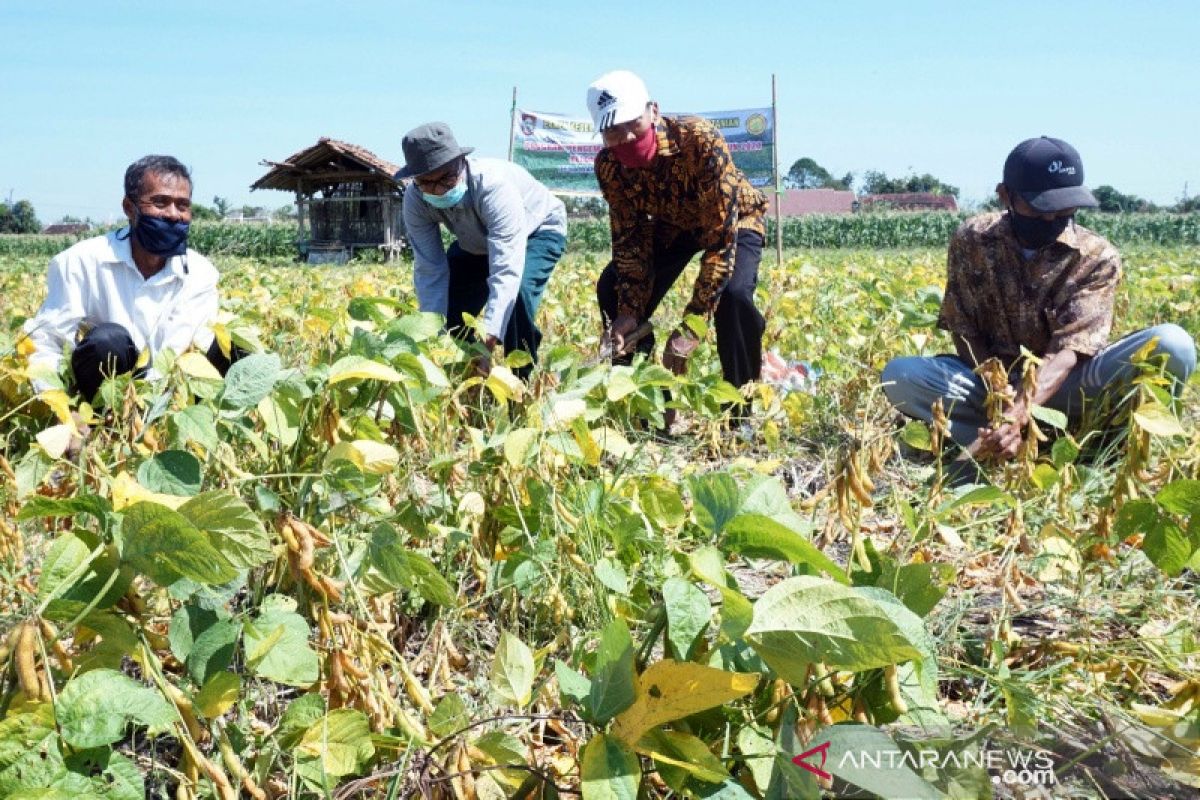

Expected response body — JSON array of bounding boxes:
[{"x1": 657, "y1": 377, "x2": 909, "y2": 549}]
[
  {"x1": 883, "y1": 137, "x2": 1195, "y2": 459},
  {"x1": 586, "y1": 70, "x2": 768, "y2": 390}
]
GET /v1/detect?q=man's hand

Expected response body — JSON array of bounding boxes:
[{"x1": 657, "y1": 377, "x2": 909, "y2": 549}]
[
  {"x1": 971, "y1": 405, "x2": 1029, "y2": 462},
  {"x1": 663, "y1": 328, "x2": 699, "y2": 376},
  {"x1": 471, "y1": 335, "x2": 501, "y2": 378},
  {"x1": 65, "y1": 411, "x2": 91, "y2": 461},
  {"x1": 604, "y1": 316, "x2": 640, "y2": 356}
]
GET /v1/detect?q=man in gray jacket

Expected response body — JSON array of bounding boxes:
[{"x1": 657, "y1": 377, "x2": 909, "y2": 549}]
[{"x1": 398, "y1": 122, "x2": 567, "y2": 376}]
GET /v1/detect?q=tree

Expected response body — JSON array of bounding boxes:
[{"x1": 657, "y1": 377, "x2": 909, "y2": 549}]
[
  {"x1": 562, "y1": 196, "x2": 608, "y2": 218},
  {"x1": 860, "y1": 170, "x2": 959, "y2": 198},
  {"x1": 1092, "y1": 185, "x2": 1156, "y2": 213},
  {"x1": 784, "y1": 158, "x2": 852, "y2": 190},
  {"x1": 190, "y1": 203, "x2": 220, "y2": 221},
  {"x1": 0, "y1": 199, "x2": 41, "y2": 233},
  {"x1": 273, "y1": 204, "x2": 297, "y2": 222},
  {"x1": 212, "y1": 196, "x2": 232, "y2": 217}
]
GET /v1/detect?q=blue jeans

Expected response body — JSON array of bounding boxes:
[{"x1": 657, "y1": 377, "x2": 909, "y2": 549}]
[
  {"x1": 882, "y1": 324, "x2": 1196, "y2": 446},
  {"x1": 445, "y1": 229, "x2": 565, "y2": 377}
]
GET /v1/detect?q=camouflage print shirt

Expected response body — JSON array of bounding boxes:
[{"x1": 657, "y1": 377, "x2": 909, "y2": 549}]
[
  {"x1": 595, "y1": 115, "x2": 767, "y2": 320},
  {"x1": 937, "y1": 211, "x2": 1122, "y2": 363}
]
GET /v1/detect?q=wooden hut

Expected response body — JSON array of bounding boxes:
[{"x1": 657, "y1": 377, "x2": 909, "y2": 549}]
[{"x1": 251, "y1": 138, "x2": 407, "y2": 262}]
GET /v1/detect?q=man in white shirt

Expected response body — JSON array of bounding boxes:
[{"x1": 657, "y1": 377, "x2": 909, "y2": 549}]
[
  {"x1": 398, "y1": 122, "x2": 567, "y2": 377},
  {"x1": 24, "y1": 155, "x2": 236, "y2": 403}
]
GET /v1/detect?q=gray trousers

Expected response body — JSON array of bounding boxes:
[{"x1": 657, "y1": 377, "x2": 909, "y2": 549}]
[{"x1": 882, "y1": 324, "x2": 1196, "y2": 446}]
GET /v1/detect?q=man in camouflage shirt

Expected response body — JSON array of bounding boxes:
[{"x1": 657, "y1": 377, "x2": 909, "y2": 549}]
[
  {"x1": 883, "y1": 137, "x2": 1195, "y2": 459},
  {"x1": 586, "y1": 70, "x2": 768, "y2": 391}
]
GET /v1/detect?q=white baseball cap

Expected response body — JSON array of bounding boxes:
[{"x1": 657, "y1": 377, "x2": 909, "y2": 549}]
[{"x1": 586, "y1": 70, "x2": 651, "y2": 131}]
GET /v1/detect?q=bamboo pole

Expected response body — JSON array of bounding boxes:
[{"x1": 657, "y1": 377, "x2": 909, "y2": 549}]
[
  {"x1": 772, "y1": 73, "x2": 783, "y2": 267},
  {"x1": 507, "y1": 86, "x2": 518, "y2": 162}
]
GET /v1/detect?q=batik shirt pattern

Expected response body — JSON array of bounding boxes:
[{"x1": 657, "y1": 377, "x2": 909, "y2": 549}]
[
  {"x1": 937, "y1": 212, "x2": 1122, "y2": 363},
  {"x1": 595, "y1": 115, "x2": 767, "y2": 320}
]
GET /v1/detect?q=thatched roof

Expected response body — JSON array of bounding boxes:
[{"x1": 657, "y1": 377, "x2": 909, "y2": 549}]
[{"x1": 251, "y1": 137, "x2": 403, "y2": 192}]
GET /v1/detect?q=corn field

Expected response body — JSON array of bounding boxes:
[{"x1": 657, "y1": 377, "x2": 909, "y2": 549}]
[{"x1": 3, "y1": 214, "x2": 1200, "y2": 262}]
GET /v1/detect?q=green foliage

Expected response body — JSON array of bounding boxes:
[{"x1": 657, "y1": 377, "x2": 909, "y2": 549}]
[{"x1": 860, "y1": 169, "x2": 960, "y2": 198}]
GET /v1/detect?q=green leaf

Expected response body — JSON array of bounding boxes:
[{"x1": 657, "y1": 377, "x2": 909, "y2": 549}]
[
  {"x1": 136, "y1": 450, "x2": 202, "y2": 497},
  {"x1": 821, "y1": 724, "x2": 942, "y2": 800},
  {"x1": 177, "y1": 491, "x2": 272, "y2": 570},
  {"x1": 580, "y1": 734, "x2": 640, "y2": 800},
  {"x1": 1030, "y1": 463, "x2": 1059, "y2": 490},
  {"x1": 594, "y1": 558, "x2": 630, "y2": 595},
  {"x1": 278, "y1": 693, "x2": 326, "y2": 748},
  {"x1": 688, "y1": 472, "x2": 741, "y2": 535},
  {"x1": 662, "y1": 577, "x2": 711, "y2": 660},
  {"x1": 588, "y1": 619, "x2": 637, "y2": 724},
  {"x1": 899, "y1": 420, "x2": 932, "y2": 451},
  {"x1": 221, "y1": 353, "x2": 282, "y2": 409},
  {"x1": 1029, "y1": 404, "x2": 1068, "y2": 431},
  {"x1": 1156, "y1": 480, "x2": 1200, "y2": 517},
  {"x1": 1142, "y1": 519, "x2": 1193, "y2": 576},
  {"x1": 63, "y1": 748, "x2": 144, "y2": 800},
  {"x1": 870, "y1": 561, "x2": 955, "y2": 618},
  {"x1": 638, "y1": 479, "x2": 687, "y2": 529},
  {"x1": 492, "y1": 631, "x2": 536, "y2": 708},
  {"x1": 738, "y1": 474, "x2": 810, "y2": 533},
  {"x1": 689, "y1": 546, "x2": 754, "y2": 640},
  {"x1": 555, "y1": 661, "x2": 592, "y2": 708},
  {"x1": 55, "y1": 669, "x2": 174, "y2": 748},
  {"x1": 724, "y1": 514, "x2": 848, "y2": 584},
  {"x1": 745, "y1": 576, "x2": 923, "y2": 680},
  {"x1": 360, "y1": 524, "x2": 456, "y2": 606},
  {"x1": 243, "y1": 595, "x2": 319, "y2": 686},
  {"x1": 736, "y1": 725, "x2": 776, "y2": 795},
  {"x1": 119, "y1": 502, "x2": 237, "y2": 586},
  {"x1": 37, "y1": 532, "x2": 129, "y2": 617},
  {"x1": 296, "y1": 709, "x2": 375, "y2": 780},
  {"x1": 936, "y1": 485, "x2": 1016, "y2": 515},
  {"x1": 428, "y1": 694, "x2": 470, "y2": 738},
  {"x1": 1051, "y1": 436, "x2": 1080, "y2": 467},
  {"x1": 168, "y1": 603, "x2": 221, "y2": 665},
  {"x1": 18, "y1": 494, "x2": 112, "y2": 530},
  {"x1": 1115, "y1": 499, "x2": 1160, "y2": 540},
  {"x1": 168, "y1": 404, "x2": 219, "y2": 452},
  {"x1": 186, "y1": 618, "x2": 241, "y2": 685}
]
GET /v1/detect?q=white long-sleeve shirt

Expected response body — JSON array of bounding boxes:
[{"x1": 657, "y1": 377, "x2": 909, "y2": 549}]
[
  {"x1": 24, "y1": 229, "x2": 220, "y2": 391},
  {"x1": 403, "y1": 157, "x2": 567, "y2": 340}
]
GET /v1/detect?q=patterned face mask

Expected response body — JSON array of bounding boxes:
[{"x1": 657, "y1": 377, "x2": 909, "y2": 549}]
[{"x1": 1008, "y1": 206, "x2": 1071, "y2": 249}]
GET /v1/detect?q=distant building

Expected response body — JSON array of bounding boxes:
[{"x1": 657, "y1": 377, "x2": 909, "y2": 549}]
[
  {"x1": 860, "y1": 192, "x2": 958, "y2": 211},
  {"x1": 41, "y1": 223, "x2": 90, "y2": 235},
  {"x1": 767, "y1": 189, "x2": 857, "y2": 216},
  {"x1": 251, "y1": 137, "x2": 406, "y2": 262}
]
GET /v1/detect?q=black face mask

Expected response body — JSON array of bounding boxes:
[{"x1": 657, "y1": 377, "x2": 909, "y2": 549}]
[{"x1": 1008, "y1": 207, "x2": 1071, "y2": 250}]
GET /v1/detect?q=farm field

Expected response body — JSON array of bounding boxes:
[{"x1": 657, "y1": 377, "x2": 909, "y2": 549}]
[{"x1": 0, "y1": 243, "x2": 1198, "y2": 799}]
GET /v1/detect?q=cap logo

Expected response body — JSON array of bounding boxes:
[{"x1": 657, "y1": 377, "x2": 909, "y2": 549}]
[
  {"x1": 1048, "y1": 160, "x2": 1076, "y2": 175},
  {"x1": 596, "y1": 90, "x2": 617, "y2": 109}
]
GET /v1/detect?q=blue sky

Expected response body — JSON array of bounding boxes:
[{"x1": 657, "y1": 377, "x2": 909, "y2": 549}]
[{"x1": 4, "y1": 1, "x2": 1198, "y2": 222}]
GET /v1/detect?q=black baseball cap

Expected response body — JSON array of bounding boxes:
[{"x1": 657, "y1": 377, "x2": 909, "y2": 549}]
[{"x1": 1002, "y1": 137, "x2": 1098, "y2": 212}]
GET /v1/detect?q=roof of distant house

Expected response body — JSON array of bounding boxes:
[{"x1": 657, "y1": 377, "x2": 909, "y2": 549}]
[
  {"x1": 860, "y1": 192, "x2": 958, "y2": 211},
  {"x1": 766, "y1": 189, "x2": 857, "y2": 216},
  {"x1": 251, "y1": 137, "x2": 403, "y2": 192},
  {"x1": 41, "y1": 223, "x2": 90, "y2": 235}
]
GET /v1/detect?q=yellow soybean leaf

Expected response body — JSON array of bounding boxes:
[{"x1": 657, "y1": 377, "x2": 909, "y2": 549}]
[
  {"x1": 195, "y1": 672, "x2": 241, "y2": 718},
  {"x1": 504, "y1": 427, "x2": 539, "y2": 467},
  {"x1": 328, "y1": 356, "x2": 403, "y2": 385},
  {"x1": 611, "y1": 660, "x2": 759, "y2": 745},
  {"x1": 111, "y1": 471, "x2": 187, "y2": 511},
  {"x1": 485, "y1": 366, "x2": 524, "y2": 403},
  {"x1": 635, "y1": 728, "x2": 730, "y2": 784},
  {"x1": 324, "y1": 440, "x2": 399, "y2": 475},
  {"x1": 212, "y1": 323, "x2": 233, "y2": 359},
  {"x1": 177, "y1": 351, "x2": 223, "y2": 380},
  {"x1": 37, "y1": 389, "x2": 74, "y2": 426},
  {"x1": 36, "y1": 424, "x2": 74, "y2": 459},
  {"x1": 1133, "y1": 402, "x2": 1185, "y2": 437},
  {"x1": 549, "y1": 397, "x2": 587, "y2": 427}
]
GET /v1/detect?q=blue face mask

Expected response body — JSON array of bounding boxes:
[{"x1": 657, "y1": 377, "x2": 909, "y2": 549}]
[
  {"x1": 422, "y1": 180, "x2": 468, "y2": 209},
  {"x1": 132, "y1": 213, "x2": 190, "y2": 257}
]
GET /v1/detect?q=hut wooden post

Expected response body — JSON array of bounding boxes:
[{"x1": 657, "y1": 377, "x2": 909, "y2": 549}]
[{"x1": 381, "y1": 194, "x2": 394, "y2": 262}]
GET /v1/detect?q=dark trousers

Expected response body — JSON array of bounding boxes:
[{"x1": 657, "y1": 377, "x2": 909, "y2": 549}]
[
  {"x1": 597, "y1": 229, "x2": 765, "y2": 387},
  {"x1": 445, "y1": 229, "x2": 565, "y2": 378},
  {"x1": 70, "y1": 322, "x2": 241, "y2": 402}
]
